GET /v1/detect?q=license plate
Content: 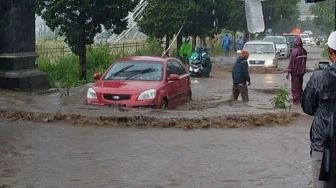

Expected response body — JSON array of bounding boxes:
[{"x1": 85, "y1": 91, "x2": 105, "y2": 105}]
[{"x1": 108, "y1": 104, "x2": 126, "y2": 108}]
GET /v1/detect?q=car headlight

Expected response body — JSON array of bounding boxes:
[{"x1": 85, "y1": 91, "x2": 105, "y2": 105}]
[
  {"x1": 138, "y1": 89, "x2": 156, "y2": 100},
  {"x1": 86, "y1": 88, "x2": 97, "y2": 99},
  {"x1": 265, "y1": 59, "x2": 275, "y2": 66}
]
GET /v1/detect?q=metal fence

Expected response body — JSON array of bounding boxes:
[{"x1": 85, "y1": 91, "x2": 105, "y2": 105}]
[{"x1": 36, "y1": 41, "x2": 148, "y2": 60}]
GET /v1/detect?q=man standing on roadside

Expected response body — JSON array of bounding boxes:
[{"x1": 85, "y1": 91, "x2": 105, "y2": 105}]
[
  {"x1": 301, "y1": 31, "x2": 336, "y2": 188},
  {"x1": 231, "y1": 50, "x2": 251, "y2": 102},
  {"x1": 286, "y1": 37, "x2": 307, "y2": 105},
  {"x1": 179, "y1": 37, "x2": 192, "y2": 65}
]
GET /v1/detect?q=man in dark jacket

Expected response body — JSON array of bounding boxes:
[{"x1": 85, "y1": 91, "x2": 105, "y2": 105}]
[
  {"x1": 286, "y1": 37, "x2": 307, "y2": 105},
  {"x1": 302, "y1": 31, "x2": 336, "y2": 188},
  {"x1": 232, "y1": 50, "x2": 251, "y2": 102}
]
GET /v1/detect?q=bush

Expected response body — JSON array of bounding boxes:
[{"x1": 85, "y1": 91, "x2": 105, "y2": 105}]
[
  {"x1": 134, "y1": 37, "x2": 162, "y2": 56},
  {"x1": 37, "y1": 55, "x2": 83, "y2": 88},
  {"x1": 37, "y1": 44, "x2": 117, "y2": 87},
  {"x1": 271, "y1": 88, "x2": 291, "y2": 109},
  {"x1": 86, "y1": 44, "x2": 116, "y2": 82}
]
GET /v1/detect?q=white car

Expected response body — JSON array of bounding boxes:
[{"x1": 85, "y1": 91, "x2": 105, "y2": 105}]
[
  {"x1": 300, "y1": 33, "x2": 315, "y2": 46},
  {"x1": 241, "y1": 41, "x2": 278, "y2": 67},
  {"x1": 263, "y1": 36, "x2": 290, "y2": 58}
]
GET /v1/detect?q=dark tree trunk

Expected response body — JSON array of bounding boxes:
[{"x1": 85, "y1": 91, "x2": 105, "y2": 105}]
[
  {"x1": 78, "y1": 43, "x2": 87, "y2": 80},
  {"x1": 192, "y1": 35, "x2": 197, "y2": 50},
  {"x1": 177, "y1": 33, "x2": 182, "y2": 58},
  {"x1": 164, "y1": 34, "x2": 170, "y2": 56}
]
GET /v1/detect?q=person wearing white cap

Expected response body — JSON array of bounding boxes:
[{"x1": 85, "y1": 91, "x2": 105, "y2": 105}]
[
  {"x1": 301, "y1": 31, "x2": 336, "y2": 188},
  {"x1": 327, "y1": 31, "x2": 336, "y2": 64}
]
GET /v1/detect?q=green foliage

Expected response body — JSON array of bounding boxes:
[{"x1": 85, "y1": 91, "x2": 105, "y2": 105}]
[
  {"x1": 262, "y1": 0, "x2": 301, "y2": 34},
  {"x1": 183, "y1": 0, "x2": 218, "y2": 37},
  {"x1": 35, "y1": 0, "x2": 138, "y2": 54},
  {"x1": 271, "y1": 88, "x2": 291, "y2": 109},
  {"x1": 310, "y1": 0, "x2": 335, "y2": 34},
  {"x1": 134, "y1": 37, "x2": 163, "y2": 56},
  {"x1": 37, "y1": 45, "x2": 116, "y2": 87},
  {"x1": 35, "y1": 0, "x2": 139, "y2": 79},
  {"x1": 37, "y1": 55, "x2": 82, "y2": 88},
  {"x1": 138, "y1": 0, "x2": 190, "y2": 40},
  {"x1": 209, "y1": 44, "x2": 225, "y2": 56},
  {"x1": 214, "y1": 0, "x2": 246, "y2": 32},
  {"x1": 322, "y1": 44, "x2": 329, "y2": 57},
  {"x1": 139, "y1": 0, "x2": 301, "y2": 41},
  {"x1": 86, "y1": 44, "x2": 116, "y2": 83}
]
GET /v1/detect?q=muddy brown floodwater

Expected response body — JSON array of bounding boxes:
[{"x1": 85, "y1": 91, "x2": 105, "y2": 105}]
[
  {"x1": 0, "y1": 116, "x2": 313, "y2": 188},
  {"x1": 0, "y1": 46, "x2": 325, "y2": 187}
]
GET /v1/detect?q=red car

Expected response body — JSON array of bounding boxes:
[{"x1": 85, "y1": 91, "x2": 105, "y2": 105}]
[{"x1": 86, "y1": 56, "x2": 191, "y2": 109}]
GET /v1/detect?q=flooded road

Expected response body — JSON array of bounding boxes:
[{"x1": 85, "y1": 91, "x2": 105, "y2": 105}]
[
  {"x1": 1, "y1": 116, "x2": 312, "y2": 188},
  {"x1": 0, "y1": 46, "x2": 325, "y2": 187},
  {"x1": 0, "y1": 47, "x2": 326, "y2": 120}
]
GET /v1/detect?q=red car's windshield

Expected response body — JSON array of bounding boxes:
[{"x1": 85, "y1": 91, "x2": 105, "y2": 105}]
[{"x1": 104, "y1": 61, "x2": 163, "y2": 81}]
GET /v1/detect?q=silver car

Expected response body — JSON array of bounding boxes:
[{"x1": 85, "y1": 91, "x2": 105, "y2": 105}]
[
  {"x1": 263, "y1": 36, "x2": 290, "y2": 59},
  {"x1": 241, "y1": 41, "x2": 278, "y2": 67}
]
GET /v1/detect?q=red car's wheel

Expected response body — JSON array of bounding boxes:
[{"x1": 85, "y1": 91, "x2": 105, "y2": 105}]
[
  {"x1": 186, "y1": 92, "x2": 192, "y2": 104},
  {"x1": 159, "y1": 99, "x2": 168, "y2": 109}
]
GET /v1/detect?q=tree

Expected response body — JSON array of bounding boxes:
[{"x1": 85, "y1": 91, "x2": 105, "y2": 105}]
[
  {"x1": 138, "y1": 0, "x2": 219, "y2": 53},
  {"x1": 262, "y1": 0, "x2": 301, "y2": 34},
  {"x1": 183, "y1": 0, "x2": 217, "y2": 38},
  {"x1": 310, "y1": 0, "x2": 335, "y2": 34},
  {"x1": 35, "y1": 0, "x2": 139, "y2": 80},
  {"x1": 215, "y1": 0, "x2": 246, "y2": 32},
  {"x1": 138, "y1": 0, "x2": 191, "y2": 52}
]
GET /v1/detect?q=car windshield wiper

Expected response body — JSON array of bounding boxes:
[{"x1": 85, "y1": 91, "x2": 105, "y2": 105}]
[
  {"x1": 125, "y1": 68, "x2": 156, "y2": 80},
  {"x1": 106, "y1": 65, "x2": 135, "y2": 80}
]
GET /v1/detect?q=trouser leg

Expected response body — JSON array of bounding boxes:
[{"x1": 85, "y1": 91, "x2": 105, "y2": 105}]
[
  {"x1": 311, "y1": 151, "x2": 327, "y2": 188},
  {"x1": 238, "y1": 84, "x2": 249, "y2": 102},
  {"x1": 224, "y1": 47, "x2": 230, "y2": 56},
  {"x1": 232, "y1": 84, "x2": 240, "y2": 101},
  {"x1": 291, "y1": 75, "x2": 304, "y2": 104}
]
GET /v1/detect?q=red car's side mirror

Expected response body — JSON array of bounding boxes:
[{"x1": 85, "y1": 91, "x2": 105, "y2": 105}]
[
  {"x1": 168, "y1": 74, "x2": 180, "y2": 81},
  {"x1": 93, "y1": 72, "x2": 102, "y2": 80}
]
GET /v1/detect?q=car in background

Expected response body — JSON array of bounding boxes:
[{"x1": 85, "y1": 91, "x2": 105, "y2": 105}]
[
  {"x1": 241, "y1": 41, "x2": 278, "y2": 67},
  {"x1": 300, "y1": 33, "x2": 315, "y2": 46},
  {"x1": 263, "y1": 36, "x2": 290, "y2": 58},
  {"x1": 315, "y1": 35, "x2": 325, "y2": 46},
  {"x1": 283, "y1": 33, "x2": 298, "y2": 56},
  {"x1": 86, "y1": 56, "x2": 191, "y2": 109}
]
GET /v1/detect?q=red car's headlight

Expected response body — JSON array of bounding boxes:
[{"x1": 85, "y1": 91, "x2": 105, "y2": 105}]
[
  {"x1": 86, "y1": 88, "x2": 97, "y2": 99},
  {"x1": 138, "y1": 89, "x2": 156, "y2": 100}
]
